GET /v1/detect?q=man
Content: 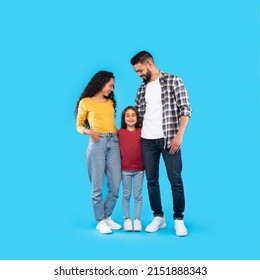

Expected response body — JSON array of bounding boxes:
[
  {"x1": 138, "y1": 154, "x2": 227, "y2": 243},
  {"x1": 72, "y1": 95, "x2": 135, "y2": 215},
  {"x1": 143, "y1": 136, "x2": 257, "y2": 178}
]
[{"x1": 130, "y1": 51, "x2": 192, "y2": 236}]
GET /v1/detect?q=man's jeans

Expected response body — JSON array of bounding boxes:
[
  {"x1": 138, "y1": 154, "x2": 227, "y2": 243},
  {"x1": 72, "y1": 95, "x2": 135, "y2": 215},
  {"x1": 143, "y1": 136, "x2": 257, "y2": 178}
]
[
  {"x1": 142, "y1": 138, "x2": 185, "y2": 220},
  {"x1": 122, "y1": 170, "x2": 144, "y2": 220},
  {"x1": 86, "y1": 133, "x2": 121, "y2": 222}
]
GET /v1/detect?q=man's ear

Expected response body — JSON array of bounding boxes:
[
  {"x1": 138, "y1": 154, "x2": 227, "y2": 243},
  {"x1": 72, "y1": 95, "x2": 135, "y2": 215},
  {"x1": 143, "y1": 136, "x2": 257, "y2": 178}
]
[{"x1": 146, "y1": 58, "x2": 153, "y2": 67}]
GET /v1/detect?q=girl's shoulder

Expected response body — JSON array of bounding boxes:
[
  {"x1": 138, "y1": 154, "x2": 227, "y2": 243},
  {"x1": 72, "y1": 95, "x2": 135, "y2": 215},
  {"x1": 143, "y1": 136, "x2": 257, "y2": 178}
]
[
  {"x1": 117, "y1": 128, "x2": 125, "y2": 135},
  {"x1": 118, "y1": 128, "x2": 141, "y2": 135}
]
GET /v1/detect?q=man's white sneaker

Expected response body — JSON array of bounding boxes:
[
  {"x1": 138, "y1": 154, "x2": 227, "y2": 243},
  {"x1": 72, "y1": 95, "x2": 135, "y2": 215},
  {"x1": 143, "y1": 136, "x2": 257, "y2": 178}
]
[
  {"x1": 174, "y1": 219, "x2": 188, "y2": 236},
  {"x1": 133, "y1": 219, "x2": 142, "y2": 232},
  {"x1": 124, "y1": 218, "x2": 133, "y2": 231},
  {"x1": 105, "y1": 217, "x2": 122, "y2": 230},
  {"x1": 145, "y1": 216, "x2": 166, "y2": 233},
  {"x1": 96, "y1": 220, "x2": 112, "y2": 234}
]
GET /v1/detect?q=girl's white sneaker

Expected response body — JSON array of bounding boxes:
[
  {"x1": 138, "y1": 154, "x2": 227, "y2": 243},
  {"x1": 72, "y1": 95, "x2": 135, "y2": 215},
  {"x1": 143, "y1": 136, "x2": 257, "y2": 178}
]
[
  {"x1": 124, "y1": 218, "x2": 133, "y2": 231},
  {"x1": 134, "y1": 219, "x2": 142, "y2": 231}
]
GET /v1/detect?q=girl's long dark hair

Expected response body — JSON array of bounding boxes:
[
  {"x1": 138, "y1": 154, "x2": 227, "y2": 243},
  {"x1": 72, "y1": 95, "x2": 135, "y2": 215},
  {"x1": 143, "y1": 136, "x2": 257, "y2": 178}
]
[
  {"x1": 121, "y1": 106, "x2": 141, "y2": 129},
  {"x1": 75, "y1": 71, "x2": 116, "y2": 117}
]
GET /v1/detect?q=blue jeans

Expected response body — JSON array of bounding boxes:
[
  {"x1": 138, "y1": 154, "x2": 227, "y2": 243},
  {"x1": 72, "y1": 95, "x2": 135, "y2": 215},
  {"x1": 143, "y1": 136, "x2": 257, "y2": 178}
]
[
  {"x1": 122, "y1": 170, "x2": 144, "y2": 220},
  {"x1": 142, "y1": 138, "x2": 185, "y2": 220},
  {"x1": 86, "y1": 133, "x2": 121, "y2": 222}
]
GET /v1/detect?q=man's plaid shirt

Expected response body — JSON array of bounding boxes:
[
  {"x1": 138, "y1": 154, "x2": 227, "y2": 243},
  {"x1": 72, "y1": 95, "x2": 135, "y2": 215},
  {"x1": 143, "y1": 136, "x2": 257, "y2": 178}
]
[{"x1": 135, "y1": 71, "x2": 192, "y2": 149}]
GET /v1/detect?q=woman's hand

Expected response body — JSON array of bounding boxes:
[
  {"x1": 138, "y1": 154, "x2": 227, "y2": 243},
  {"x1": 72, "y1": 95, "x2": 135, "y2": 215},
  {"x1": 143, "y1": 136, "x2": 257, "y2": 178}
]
[{"x1": 83, "y1": 128, "x2": 102, "y2": 142}]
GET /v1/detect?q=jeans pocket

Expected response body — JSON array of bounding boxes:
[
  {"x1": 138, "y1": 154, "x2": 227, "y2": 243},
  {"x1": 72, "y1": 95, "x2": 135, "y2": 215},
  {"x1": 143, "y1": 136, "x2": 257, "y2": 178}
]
[
  {"x1": 90, "y1": 138, "x2": 101, "y2": 144},
  {"x1": 113, "y1": 136, "x2": 119, "y2": 143}
]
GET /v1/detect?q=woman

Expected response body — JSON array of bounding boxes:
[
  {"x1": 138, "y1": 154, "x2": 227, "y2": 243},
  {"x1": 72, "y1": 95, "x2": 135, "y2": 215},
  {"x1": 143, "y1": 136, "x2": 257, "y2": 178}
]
[{"x1": 75, "y1": 71, "x2": 121, "y2": 234}]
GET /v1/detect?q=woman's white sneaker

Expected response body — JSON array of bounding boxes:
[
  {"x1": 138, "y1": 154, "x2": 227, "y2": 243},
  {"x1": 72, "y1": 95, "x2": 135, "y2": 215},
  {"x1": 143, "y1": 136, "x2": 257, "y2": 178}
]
[
  {"x1": 174, "y1": 219, "x2": 188, "y2": 236},
  {"x1": 105, "y1": 217, "x2": 122, "y2": 230},
  {"x1": 96, "y1": 220, "x2": 112, "y2": 234}
]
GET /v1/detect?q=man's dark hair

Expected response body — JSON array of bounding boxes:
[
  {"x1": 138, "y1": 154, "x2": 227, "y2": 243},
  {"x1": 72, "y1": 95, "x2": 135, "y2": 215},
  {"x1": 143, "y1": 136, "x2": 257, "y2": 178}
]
[{"x1": 130, "y1": 51, "x2": 154, "y2": 65}]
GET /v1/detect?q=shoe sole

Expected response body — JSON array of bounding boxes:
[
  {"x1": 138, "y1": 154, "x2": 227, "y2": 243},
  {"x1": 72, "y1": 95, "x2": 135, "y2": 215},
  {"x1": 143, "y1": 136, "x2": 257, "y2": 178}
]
[
  {"x1": 124, "y1": 225, "x2": 133, "y2": 232},
  {"x1": 145, "y1": 222, "x2": 166, "y2": 233},
  {"x1": 96, "y1": 224, "x2": 112, "y2": 234},
  {"x1": 176, "y1": 232, "x2": 188, "y2": 237},
  {"x1": 174, "y1": 227, "x2": 188, "y2": 237},
  {"x1": 98, "y1": 230, "x2": 112, "y2": 234},
  {"x1": 96, "y1": 227, "x2": 112, "y2": 234}
]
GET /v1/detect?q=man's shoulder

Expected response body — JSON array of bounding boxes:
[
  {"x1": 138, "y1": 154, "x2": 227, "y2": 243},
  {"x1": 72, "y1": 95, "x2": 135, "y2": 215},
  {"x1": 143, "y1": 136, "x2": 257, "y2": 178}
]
[{"x1": 160, "y1": 71, "x2": 180, "y2": 81}]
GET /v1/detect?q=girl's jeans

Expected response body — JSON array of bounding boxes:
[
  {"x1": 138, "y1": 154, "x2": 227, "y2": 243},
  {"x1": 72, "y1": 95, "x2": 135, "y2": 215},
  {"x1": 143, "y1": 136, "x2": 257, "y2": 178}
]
[{"x1": 122, "y1": 170, "x2": 144, "y2": 220}]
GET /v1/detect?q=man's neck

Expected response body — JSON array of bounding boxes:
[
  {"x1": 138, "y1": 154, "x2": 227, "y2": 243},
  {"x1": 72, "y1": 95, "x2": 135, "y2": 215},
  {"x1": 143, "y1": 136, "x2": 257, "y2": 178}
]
[{"x1": 150, "y1": 69, "x2": 160, "y2": 82}]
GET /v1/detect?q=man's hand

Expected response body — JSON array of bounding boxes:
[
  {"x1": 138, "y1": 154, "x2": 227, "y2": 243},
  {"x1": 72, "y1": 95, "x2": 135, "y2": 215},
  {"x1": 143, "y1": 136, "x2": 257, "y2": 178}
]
[{"x1": 169, "y1": 133, "x2": 183, "y2": 154}]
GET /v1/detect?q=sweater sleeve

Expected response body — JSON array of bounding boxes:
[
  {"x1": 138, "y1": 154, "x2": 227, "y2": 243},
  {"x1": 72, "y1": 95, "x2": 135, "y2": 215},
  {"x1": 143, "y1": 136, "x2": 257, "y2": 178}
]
[{"x1": 76, "y1": 99, "x2": 88, "y2": 134}]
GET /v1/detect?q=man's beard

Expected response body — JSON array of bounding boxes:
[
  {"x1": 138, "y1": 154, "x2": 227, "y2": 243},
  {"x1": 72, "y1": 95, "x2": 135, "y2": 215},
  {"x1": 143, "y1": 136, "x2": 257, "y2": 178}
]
[{"x1": 142, "y1": 68, "x2": 152, "y2": 83}]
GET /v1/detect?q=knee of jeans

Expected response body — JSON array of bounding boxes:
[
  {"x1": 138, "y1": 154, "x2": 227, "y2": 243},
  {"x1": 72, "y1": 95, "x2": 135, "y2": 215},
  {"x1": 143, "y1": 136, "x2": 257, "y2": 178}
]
[
  {"x1": 148, "y1": 181, "x2": 159, "y2": 189},
  {"x1": 133, "y1": 194, "x2": 142, "y2": 201},
  {"x1": 108, "y1": 184, "x2": 119, "y2": 195},
  {"x1": 171, "y1": 182, "x2": 184, "y2": 192},
  {"x1": 123, "y1": 193, "x2": 131, "y2": 200},
  {"x1": 92, "y1": 191, "x2": 102, "y2": 201}
]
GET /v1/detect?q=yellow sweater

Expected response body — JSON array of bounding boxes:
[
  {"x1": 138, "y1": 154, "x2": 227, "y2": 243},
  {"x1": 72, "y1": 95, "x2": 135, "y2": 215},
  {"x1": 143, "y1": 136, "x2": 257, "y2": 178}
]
[{"x1": 76, "y1": 97, "x2": 117, "y2": 134}]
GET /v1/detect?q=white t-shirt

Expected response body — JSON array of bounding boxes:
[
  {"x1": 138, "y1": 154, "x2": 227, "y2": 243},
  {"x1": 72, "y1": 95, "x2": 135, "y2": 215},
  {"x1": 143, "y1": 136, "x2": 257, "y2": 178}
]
[{"x1": 141, "y1": 77, "x2": 164, "y2": 139}]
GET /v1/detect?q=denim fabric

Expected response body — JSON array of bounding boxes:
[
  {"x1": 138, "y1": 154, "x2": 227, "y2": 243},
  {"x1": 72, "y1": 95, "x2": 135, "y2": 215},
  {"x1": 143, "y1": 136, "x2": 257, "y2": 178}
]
[
  {"x1": 142, "y1": 138, "x2": 185, "y2": 219},
  {"x1": 86, "y1": 133, "x2": 121, "y2": 221},
  {"x1": 122, "y1": 170, "x2": 144, "y2": 220}
]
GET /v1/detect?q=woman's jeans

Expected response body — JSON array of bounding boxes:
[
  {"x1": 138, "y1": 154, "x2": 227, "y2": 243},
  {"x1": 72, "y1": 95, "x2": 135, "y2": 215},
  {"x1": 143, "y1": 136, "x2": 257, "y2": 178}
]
[
  {"x1": 86, "y1": 133, "x2": 121, "y2": 222},
  {"x1": 142, "y1": 138, "x2": 185, "y2": 220},
  {"x1": 122, "y1": 170, "x2": 144, "y2": 220}
]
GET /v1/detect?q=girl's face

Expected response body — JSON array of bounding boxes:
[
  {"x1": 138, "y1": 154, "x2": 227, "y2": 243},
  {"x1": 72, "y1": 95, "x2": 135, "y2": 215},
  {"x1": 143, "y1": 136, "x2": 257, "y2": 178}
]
[
  {"x1": 125, "y1": 109, "x2": 137, "y2": 128},
  {"x1": 101, "y1": 78, "x2": 114, "y2": 97}
]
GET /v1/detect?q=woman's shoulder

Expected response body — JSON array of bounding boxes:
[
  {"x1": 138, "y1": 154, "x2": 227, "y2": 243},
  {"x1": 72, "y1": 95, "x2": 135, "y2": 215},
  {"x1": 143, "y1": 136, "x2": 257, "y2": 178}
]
[{"x1": 79, "y1": 97, "x2": 91, "y2": 105}]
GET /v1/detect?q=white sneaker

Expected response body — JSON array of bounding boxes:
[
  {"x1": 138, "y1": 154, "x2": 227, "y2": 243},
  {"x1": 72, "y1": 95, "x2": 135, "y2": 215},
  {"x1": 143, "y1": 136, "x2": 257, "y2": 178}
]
[
  {"x1": 133, "y1": 219, "x2": 142, "y2": 232},
  {"x1": 124, "y1": 218, "x2": 133, "y2": 231},
  {"x1": 174, "y1": 219, "x2": 188, "y2": 236},
  {"x1": 145, "y1": 216, "x2": 166, "y2": 233},
  {"x1": 105, "y1": 217, "x2": 122, "y2": 230},
  {"x1": 96, "y1": 220, "x2": 112, "y2": 234}
]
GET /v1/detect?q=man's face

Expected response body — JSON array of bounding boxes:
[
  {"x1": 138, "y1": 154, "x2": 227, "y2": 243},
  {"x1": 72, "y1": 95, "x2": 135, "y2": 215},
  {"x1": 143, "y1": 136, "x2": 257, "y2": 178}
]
[{"x1": 133, "y1": 62, "x2": 152, "y2": 82}]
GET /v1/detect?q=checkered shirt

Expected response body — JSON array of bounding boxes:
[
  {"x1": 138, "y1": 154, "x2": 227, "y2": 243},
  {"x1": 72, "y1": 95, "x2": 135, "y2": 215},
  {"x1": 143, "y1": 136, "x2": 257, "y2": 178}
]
[{"x1": 135, "y1": 71, "x2": 192, "y2": 149}]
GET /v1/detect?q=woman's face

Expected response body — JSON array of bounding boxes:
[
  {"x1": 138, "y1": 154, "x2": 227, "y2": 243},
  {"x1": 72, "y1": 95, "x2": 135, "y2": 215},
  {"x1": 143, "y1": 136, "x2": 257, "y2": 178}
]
[{"x1": 101, "y1": 78, "x2": 114, "y2": 97}]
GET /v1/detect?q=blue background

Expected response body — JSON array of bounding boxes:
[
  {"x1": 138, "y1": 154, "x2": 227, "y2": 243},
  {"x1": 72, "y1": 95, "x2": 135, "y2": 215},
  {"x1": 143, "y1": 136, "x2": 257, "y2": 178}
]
[{"x1": 0, "y1": 0, "x2": 259, "y2": 260}]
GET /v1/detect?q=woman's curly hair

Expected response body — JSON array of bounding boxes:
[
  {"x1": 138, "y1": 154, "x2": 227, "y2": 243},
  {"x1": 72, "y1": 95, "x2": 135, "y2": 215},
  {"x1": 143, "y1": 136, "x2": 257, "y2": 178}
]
[{"x1": 75, "y1": 70, "x2": 116, "y2": 117}]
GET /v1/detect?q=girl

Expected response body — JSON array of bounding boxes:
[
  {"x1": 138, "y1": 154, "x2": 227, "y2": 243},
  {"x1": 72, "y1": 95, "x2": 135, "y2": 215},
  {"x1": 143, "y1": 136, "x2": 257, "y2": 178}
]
[
  {"x1": 75, "y1": 71, "x2": 121, "y2": 234},
  {"x1": 118, "y1": 106, "x2": 144, "y2": 231}
]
